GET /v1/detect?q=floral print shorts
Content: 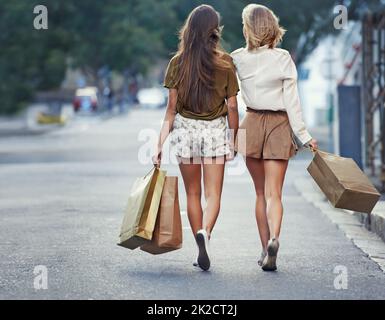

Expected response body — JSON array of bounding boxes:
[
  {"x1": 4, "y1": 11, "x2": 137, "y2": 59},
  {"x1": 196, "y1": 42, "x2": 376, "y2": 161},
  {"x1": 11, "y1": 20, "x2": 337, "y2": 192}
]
[{"x1": 170, "y1": 114, "x2": 230, "y2": 158}]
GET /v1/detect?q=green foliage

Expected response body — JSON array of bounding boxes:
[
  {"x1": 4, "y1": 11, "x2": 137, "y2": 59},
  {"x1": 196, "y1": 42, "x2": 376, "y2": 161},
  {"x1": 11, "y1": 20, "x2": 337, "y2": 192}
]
[
  {"x1": 2, "y1": 0, "x2": 384, "y2": 114},
  {"x1": 0, "y1": 1, "x2": 70, "y2": 114}
]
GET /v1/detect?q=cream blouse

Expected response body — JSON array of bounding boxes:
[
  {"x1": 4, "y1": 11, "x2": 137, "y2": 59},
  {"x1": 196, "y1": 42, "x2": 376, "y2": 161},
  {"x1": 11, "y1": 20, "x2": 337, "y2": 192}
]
[{"x1": 231, "y1": 45, "x2": 312, "y2": 145}]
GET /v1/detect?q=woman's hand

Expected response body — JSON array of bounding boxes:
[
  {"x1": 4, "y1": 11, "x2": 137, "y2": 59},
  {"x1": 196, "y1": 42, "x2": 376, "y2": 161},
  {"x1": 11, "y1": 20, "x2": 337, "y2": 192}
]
[
  {"x1": 226, "y1": 148, "x2": 237, "y2": 162},
  {"x1": 308, "y1": 138, "x2": 318, "y2": 151},
  {"x1": 152, "y1": 146, "x2": 162, "y2": 168}
]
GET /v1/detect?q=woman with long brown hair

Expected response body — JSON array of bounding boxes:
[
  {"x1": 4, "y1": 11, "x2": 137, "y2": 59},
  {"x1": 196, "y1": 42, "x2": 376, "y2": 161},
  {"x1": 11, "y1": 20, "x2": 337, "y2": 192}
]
[
  {"x1": 153, "y1": 5, "x2": 239, "y2": 271},
  {"x1": 232, "y1": 4, "x2": 317, "y2": 271}
]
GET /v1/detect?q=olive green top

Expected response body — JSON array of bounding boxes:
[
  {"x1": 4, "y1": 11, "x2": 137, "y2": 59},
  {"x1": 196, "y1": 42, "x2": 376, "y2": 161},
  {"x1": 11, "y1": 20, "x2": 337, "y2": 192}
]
[{"x1": 163, "y1": 53, "x2": 239, "y2": 121}]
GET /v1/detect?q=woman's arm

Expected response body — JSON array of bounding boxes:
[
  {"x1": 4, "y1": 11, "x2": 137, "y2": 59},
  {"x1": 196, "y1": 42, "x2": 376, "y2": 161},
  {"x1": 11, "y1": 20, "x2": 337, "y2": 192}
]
[
  {"x1": 225, "y1": 54, "x2": 240, "y2": 159},
  {"x1": 153, "y1": 88, "x2": 178, "y2": 166},
  {"x1": 281, "y1": 52, "x2": 318, "y2": 149},
  {"x1": 227, "y1": 95, "x2": 239, "y2": 159}
]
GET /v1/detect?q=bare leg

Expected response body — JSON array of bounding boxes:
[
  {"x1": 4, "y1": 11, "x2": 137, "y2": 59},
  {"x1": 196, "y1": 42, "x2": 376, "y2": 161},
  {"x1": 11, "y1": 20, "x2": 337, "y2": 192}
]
[
  {"x1": 179, "y1": 159, "x2": 203, "y2": 236},
  {"x1": 264, "y1": 160, "x2": 288, "y2": 239},
  {"x1": 245, "y1": 157, "x2": 269, "y2": 251},
  {"x1": 202, "y1": 157, "x2": 225, "y2": 239}
]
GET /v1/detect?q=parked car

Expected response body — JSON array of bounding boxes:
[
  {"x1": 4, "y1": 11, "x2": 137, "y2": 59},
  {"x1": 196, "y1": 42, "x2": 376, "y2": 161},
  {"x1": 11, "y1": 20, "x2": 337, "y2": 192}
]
[
  {"x1": 137, "y1": 87, "x2": 167, "y2": 109},
  {"x1": 73, "y1": 87, "x2": 99, "y2": 112}
]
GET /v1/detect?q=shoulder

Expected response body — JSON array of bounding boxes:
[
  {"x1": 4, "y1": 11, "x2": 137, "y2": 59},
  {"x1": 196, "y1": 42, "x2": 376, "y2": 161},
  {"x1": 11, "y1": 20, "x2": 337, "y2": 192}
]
[
  {"x1": 269, "y1": 48, "x2": 297, "y2": 74},
  {"x1": 270, "y1": 48, "x2": 296, "y2": 68},
  {"x1": 221, "y1": 52, "x2": 233, "y2": 62},
  {"x1": 272, "y1": 47, "x2": 290, "y2": 55},
  {"x1": 168, "y1": 54, "x2": 179, "y2": 68},
  {"x1": 230, "y1": 47, "x2": 245, "y2": 56},
  {"x1": 169, "y1": 54, "x2": 179, "y2": 65},
  {"x1": 270, "y1": 48, "x2": 294, "y2": 62},
  {"x1": 230, "y1": 47, "x2": 245, "y2": 59},
  {"x1": 219, "y1": 52, "x2": 237, "y2": 72},
  {"x1": 165, "y1": 55, "x2": 180, "y2": 77},
  {"x1": 230, "y1": 48, "x2": 246, "y2": 67}
]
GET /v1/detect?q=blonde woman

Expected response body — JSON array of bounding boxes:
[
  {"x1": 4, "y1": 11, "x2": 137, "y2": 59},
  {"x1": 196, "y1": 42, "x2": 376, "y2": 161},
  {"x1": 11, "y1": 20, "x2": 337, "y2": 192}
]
[{"x1": 231, "y1": 4, "x2": 317, "y2": 271}]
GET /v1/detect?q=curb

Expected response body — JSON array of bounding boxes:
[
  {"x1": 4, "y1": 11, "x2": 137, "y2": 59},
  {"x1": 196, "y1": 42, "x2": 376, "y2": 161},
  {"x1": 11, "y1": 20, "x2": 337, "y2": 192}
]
[
  {"x1": 293, "y1": 176, "x2": 385, "y2": 273},
  {"x1": 0, "y1": 127, "x2": 55, "y2": 137},
  {"x1": 354, "y1": 204, "x2": 385, "y2": 242}
]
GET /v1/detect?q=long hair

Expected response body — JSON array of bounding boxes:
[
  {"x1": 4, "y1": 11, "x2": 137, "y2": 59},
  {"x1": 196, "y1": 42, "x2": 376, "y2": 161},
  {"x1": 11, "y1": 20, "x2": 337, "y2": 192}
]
[{"x1": 175, "y1": 5, "x2": 230, "y2": 114}]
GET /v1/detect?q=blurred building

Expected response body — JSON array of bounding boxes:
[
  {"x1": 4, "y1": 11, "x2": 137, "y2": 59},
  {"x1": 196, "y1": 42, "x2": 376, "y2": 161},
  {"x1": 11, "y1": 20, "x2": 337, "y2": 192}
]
[{"x1": 301, "y1": 12, "x2": 384, "y2": 191}]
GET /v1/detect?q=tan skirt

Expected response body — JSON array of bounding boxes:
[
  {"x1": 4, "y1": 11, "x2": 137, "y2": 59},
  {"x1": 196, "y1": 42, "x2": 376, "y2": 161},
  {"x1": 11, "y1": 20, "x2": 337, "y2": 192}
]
[{"x1": 235, "y1": 108, "x2": 297, "y2": 160}]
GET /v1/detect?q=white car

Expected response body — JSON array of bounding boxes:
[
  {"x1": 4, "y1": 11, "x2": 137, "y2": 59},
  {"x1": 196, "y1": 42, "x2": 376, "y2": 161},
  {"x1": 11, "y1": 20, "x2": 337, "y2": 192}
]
[{"x1": 137, "y1": 87, "x2": 167, "y2": 109}]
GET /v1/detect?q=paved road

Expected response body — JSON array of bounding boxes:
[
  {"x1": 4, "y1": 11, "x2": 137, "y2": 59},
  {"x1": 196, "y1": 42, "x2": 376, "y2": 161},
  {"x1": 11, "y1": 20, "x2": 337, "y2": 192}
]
[{"x1": 1, "y1": 109, "x2": 385, "y2": 300}]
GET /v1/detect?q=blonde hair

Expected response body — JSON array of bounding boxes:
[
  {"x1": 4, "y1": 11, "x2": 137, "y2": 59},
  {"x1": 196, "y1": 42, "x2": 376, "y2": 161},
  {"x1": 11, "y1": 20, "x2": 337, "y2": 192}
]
[{"x1": 242, "y1": 4, "x2": 286, "y2": 50}]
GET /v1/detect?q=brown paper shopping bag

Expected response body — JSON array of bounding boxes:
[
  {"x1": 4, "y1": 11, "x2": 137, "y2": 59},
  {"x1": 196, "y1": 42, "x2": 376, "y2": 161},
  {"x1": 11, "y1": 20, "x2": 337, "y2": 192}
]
[
  {"x1": 118, "y1": 167, "x2": 166, "y2": 250},
  {"x1": 141, "y1": 176, "x2": 183, "y2": 255},
  {"x1": 307, "y1": 150, "x2": 380, "y2": 213}
]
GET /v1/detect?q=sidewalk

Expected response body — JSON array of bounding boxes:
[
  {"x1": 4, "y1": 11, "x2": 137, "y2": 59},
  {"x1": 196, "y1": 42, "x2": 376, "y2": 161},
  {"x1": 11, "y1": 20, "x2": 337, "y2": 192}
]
[
  {"x1": 0, "y1": 116, "x2": 30, "y2": 137},
  {"x1": 294, "y1": 175, "x2": 385, "y2": 272},
  {"x1": 303, "y1": 123, "x2": 385, "y2": 254}
]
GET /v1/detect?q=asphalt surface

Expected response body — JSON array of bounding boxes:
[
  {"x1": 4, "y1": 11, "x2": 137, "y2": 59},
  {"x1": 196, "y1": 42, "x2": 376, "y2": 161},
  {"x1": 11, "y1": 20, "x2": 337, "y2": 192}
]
[{"x1": 1, "y1": 109, "x2": 385, "y2": 300}]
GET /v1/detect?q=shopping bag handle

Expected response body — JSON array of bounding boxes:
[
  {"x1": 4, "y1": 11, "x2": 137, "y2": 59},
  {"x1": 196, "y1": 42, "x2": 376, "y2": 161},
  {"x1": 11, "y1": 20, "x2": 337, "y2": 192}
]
[
  {"x1": 306, "y1": 145, "x2": 317, "y2": 155},
  {"x1": 143, "y1": 166, "x2": 156, "y2": 179},
  {"x1": 154, "y1": 163, "x2": 160, "y2": 169}
]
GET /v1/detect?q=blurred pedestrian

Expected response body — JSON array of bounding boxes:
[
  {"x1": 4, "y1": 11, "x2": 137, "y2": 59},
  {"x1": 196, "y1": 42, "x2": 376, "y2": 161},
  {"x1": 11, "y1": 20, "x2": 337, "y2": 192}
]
[
  {"x1": 153, "y1": 5, "x2": 239, "y2": 271},
  {"x1": 103, "y1": 86, "x2": 114, "y2": 113},
  {"x1": 232, "y1": 4, "x2": 318, "y2": 271}
]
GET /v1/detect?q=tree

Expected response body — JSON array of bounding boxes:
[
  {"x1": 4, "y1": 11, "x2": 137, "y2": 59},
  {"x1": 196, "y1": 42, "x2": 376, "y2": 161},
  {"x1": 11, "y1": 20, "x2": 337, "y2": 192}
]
[
  {"x1": 0, "y1": 1, "x2": 71, "y2": 114},
  {"x1": 63, "y1": 0, "x2": 178, "y2": 80},
  {"x1": 2, "y1": 0, "x2": 384, "y2": 115},
  {"x1": 166, "y1": 0, "x2": 385, "y2": 63}
]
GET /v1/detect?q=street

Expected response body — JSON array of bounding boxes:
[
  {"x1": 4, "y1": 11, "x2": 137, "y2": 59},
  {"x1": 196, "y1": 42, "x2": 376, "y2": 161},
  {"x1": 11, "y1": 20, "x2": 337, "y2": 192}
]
[{"x1": 1, "y1": 109, "x2": 385, "y2": 300}]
